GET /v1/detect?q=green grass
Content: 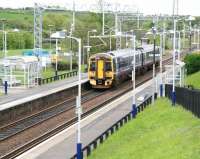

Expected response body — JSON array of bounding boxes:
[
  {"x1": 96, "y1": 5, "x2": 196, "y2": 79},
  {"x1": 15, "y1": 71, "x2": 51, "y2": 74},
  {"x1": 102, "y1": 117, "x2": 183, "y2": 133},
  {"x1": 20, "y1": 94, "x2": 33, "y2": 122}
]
[
  {"x1": 186, "y1": 71, "x2": 200, "y2": 89},
  {"x1": 42, "y1": 66, "x2": 87, "y2": 78},
  {"x1": 88, "y1": 98, "x2": 200, "y2": 159},
  {"x1": 0, "y1": 49, "x2": 29, "y2": 58},
  {"x1": 42, "y1": 67, "x2": 73, "y2": 78},
  {"x1": 0, "y1": 10, "x2": 32, "y2": 21}
]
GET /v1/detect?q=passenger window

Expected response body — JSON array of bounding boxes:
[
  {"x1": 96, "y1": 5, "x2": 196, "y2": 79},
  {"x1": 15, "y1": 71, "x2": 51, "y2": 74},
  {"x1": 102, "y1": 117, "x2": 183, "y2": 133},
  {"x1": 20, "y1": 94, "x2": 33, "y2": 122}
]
[
  {"x1": 105, "y1": 62, "x2": 112, "y2": 71},
  {"x1": 90, "y1": 62, "x2": 96, "y2": 71}
]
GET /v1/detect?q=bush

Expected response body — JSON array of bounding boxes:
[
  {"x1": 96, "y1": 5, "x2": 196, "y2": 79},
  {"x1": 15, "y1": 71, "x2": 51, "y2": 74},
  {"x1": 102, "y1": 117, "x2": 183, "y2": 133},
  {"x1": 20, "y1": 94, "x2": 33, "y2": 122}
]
[
  {"x1": 184, "y1": 53, "x2": 200, "y2": 74},
  {"x1": 51, "y1": 61, "x2": 78, "y2": 71}
]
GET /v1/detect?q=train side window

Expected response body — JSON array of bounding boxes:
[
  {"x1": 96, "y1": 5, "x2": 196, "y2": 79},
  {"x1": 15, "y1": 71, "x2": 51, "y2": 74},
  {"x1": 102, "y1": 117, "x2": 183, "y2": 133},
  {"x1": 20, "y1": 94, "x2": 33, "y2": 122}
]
[
  {"x1": 90, "y1": 62, "x2": 96, "y2": 71},
  {"x1": 113, "y1": 59, "x2": 116, "y2": 72},
  {"x1": 105, "y1": 62, "x2": 112, "y2": 71}
]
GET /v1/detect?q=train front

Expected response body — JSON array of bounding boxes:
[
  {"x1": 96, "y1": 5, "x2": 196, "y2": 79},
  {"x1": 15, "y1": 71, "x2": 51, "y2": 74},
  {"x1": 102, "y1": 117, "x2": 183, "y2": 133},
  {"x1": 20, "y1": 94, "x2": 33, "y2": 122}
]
[{"x1": 88, "y1": 54, "x2": 114, "y2": 89}]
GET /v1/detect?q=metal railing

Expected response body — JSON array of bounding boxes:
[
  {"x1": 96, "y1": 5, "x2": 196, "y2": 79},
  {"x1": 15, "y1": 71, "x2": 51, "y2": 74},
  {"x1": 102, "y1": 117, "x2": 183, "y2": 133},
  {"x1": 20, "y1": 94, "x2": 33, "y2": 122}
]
[
  {"x1": 71, "y1": 94, "x2": 157, "y2": 159},
  {"x1": 38, "y1": 70, "x2": 78, "y2": 85},
  {"x1": 165, "y1": 84, "x2": 200, "y2": 118}
]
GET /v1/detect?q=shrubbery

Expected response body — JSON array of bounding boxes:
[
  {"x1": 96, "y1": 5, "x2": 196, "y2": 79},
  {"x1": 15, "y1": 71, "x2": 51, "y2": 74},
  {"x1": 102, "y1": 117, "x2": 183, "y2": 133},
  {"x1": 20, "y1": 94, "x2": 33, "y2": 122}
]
[
  {"x1": 51, "y1": 61, "x2": 78, "y2": 71},
  {"x1": 184, "y1": 53, "x2": 200, "y2": 74}
]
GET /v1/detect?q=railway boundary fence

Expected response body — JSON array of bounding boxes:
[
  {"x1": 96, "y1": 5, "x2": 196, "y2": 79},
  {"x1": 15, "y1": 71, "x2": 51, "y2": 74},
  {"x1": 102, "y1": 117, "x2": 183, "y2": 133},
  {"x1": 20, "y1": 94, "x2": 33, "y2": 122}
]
[
  {"x1": 38, "y1": 70, "x2": 78, "y2": 85},
  {"x1": 71, "y1": 94, "x2": 157, "y2": 159},
  {"x1": 165, "y1": 84, "x2": 200, "y2": 118}
]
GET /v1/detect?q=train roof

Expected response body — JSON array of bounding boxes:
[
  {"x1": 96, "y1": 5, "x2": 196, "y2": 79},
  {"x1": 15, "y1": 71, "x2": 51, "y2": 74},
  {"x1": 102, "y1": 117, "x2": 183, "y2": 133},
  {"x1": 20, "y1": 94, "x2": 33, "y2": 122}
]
[
  {"x1": 107, "y1": 44, "x2": 155, "y2": 58},
  {"x1": 90, "y1": 44, "x2": 157, "y2": 59}
]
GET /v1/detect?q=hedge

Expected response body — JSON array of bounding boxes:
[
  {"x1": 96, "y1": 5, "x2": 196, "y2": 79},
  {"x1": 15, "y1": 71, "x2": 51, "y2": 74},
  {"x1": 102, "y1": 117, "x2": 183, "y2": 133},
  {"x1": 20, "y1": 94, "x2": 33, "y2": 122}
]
[{"x1": 184, "y1": 53, "x2": 200, "y2": 74}]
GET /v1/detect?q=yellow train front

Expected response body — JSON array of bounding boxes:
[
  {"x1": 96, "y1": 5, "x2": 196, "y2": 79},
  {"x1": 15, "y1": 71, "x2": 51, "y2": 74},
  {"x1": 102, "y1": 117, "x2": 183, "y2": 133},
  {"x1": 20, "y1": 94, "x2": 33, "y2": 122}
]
[{"x1": 88, "y1": 53, "x2": 114, "y2": 88}]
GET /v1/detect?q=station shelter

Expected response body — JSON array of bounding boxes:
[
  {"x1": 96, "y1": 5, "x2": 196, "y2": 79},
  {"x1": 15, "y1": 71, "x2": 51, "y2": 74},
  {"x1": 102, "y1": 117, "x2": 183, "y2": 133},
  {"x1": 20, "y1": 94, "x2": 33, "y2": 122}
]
[{"x1": 0, "y1": 56, "x2": 40, "y2": 88}]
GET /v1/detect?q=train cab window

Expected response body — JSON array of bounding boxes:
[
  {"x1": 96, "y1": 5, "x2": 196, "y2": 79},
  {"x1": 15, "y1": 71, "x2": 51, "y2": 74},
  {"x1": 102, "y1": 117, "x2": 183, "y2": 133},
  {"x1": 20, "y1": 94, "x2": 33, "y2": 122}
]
[
  {"x1": 105, "y1": 62, "x2": 112, "y2": 71},
  {"x1": 90, "y1": 62, "x2": 96, "y2": 71}
]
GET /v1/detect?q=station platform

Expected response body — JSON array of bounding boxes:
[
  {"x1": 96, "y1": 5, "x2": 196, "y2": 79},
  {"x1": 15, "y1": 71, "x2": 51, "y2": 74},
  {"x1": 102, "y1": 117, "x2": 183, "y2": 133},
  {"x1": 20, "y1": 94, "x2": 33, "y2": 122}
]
[
  {"x1": 16, "y1": 78, "x2": 154, "y2": 159},
  {"x1": 0, "y1": 73, "x2": 88, "y2": 111}
]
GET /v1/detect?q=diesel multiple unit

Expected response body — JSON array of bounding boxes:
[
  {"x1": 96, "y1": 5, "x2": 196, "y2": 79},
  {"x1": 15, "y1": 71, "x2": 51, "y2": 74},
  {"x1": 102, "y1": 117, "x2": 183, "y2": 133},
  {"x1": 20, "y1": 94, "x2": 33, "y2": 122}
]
[{"x1": 88, "y1": 45, "x2": 160, "y2": 88}]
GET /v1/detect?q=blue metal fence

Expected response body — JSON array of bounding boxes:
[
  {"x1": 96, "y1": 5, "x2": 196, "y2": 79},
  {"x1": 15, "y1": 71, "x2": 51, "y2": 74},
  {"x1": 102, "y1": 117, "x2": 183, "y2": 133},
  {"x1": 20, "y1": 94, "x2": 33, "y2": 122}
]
[{"x1": 71, "y1": 94, "x2": 157, "y2": 159}]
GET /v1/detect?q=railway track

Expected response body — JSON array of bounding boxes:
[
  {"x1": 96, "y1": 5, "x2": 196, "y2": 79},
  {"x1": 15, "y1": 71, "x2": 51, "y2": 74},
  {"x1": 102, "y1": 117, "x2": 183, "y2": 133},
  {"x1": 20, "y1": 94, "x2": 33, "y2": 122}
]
[
  {"x1": 0, "y1": 54, "x2": 186, "y2": 159},
  {"x1": 0, "y1": 89, "x2": 107, "y2": 141}
]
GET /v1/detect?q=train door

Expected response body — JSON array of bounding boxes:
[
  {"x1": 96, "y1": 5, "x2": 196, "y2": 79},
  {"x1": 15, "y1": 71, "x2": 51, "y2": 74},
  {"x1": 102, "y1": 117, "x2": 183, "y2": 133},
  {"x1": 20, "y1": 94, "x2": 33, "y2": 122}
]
[{"x1": 97, "y1": 60, "x2": 104, "y2": 79}]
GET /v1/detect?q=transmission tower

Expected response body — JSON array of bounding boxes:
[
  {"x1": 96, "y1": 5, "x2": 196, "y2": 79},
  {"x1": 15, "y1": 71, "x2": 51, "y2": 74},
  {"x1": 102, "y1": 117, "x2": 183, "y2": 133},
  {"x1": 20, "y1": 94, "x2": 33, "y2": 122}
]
[{"x1": 34, "y1": 3, "x2": 43, "y2": 56}]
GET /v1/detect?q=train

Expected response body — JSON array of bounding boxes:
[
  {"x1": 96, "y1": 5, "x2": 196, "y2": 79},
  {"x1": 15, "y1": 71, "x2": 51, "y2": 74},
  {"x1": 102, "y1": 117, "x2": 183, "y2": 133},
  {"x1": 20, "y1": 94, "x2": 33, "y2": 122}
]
[{"x1": 88, "y1": 44, "x2": 160, "y2": 89}]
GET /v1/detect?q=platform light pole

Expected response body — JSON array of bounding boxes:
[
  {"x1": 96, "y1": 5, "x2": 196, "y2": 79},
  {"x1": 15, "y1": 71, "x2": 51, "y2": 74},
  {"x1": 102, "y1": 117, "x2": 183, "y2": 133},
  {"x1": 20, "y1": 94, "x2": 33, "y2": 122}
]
[
  {"x1": 152, "y1": 24, "x2": 156, "y2": 104},
  {"x1": 172, "y1": 19, "x2": 177, "y2": 106},
  {"x1": 132, "y1": 34, "x2": 137, "y2": 117},
  {"x1": 160, "y1": 31, "x2": 163, "y2": 97},
  {"x1": 178, "y1": 31, "x2": 181, "y2": 60},
  {"x1": 172, "y1": 0, "x2": 179, "y2": 105},
  {"x1": 87, "y1": 29, "x2": 97, "y2": 62},
  {"x1": 55, "y1": 38, "x2": 58, "y2": 78},
  {"x1": 198, "y1": 29, "x2": 200, "y2": 50},
  {"x1": 182, "y1": 22, "x2": 185, "y2": 49},
  {"x1": 109, "y1": 30, "x2": 112, "y2": 51},
  {"x1": 4, "y1": 31, "x2": 7, "y2": 58},
  {"x1": 1, "y1": 19, "x2": 7, "y2": 57},
  {"x1": 189, "y1": 18, "x2": 192, "y2": 51},
  {"x1": 48, "y1": 24, "x2": 53, "y2": 52},
  {"x1": 66, "y1": 36, "x2": 82, "y2": 159}
]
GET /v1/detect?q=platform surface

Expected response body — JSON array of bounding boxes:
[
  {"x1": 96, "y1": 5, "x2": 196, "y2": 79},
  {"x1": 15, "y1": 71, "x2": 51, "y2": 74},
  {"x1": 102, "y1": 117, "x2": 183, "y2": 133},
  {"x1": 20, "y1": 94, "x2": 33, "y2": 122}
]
[
  {"x1": 16, "y1": 77, "x2": 155, "y2": 159},
  {"x1": 0, "y1": 73, "x2": 88, "y2": 111}
]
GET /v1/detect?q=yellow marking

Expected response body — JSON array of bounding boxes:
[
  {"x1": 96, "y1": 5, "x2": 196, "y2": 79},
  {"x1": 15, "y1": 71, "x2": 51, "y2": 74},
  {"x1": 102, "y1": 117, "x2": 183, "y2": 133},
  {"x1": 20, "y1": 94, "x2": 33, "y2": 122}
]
[{"x1": 98, "y1": 60, "x2": 104, "y2": 79}]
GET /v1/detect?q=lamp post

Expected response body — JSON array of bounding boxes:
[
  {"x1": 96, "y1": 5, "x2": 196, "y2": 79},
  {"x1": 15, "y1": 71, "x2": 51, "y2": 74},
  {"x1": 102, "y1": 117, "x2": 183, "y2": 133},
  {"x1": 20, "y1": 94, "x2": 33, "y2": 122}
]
[
  {"x1": 187, "y1": 16, "x2": 195, "y2": 51},
  {"x1": 3, "y1": 31, "x2": 7, "y2": 58},
  {"x1": 189, "y1": 22, "x2": 192, "y2": 51},
  {"x1": 172, "y1": 19, "x2": 177, "y2": 106},
  {"x1": 51, "y1": 31, "x2": 66, "y2": 78},
  {"x1": 55, "y1": 38, "x2": 58, "y2": 77},
  {"x1": 193, "y1": 26, "x2": 196, "y2": 45},
  {"x1": 1, "y1": 18, "x2": 7, "y2": 57},
  {"x1": 198, "y1": 29, "x2": 200, "y2": 50},
  {"x1": 87, "y1": 29, "x2": 97, "y2": 63},
  {"x1": 109, "y1": 29, "x2": 116, "y2": 51},
  {"x1": 66, "y1": 36, "x2": 82, "y2": 159},
  {"x1": 1, "y1": 18, "x2": 8, "y2": 94},
  {"x1": 178, "y1": 31, "x2": 181, "y2": 60},
  {"x1": 152, "y1": 24, "x2": 156, "y2": 104},
  {"x1": 160, "y1": 31, "x2": 164, "y2": 97},
  {"x1": 48, "y1": 24, "x2": 53, "y2": 52},
  {"x1": 132, "y1": 34, "x2": 137, "y2": 118},
  {"x1": 110, "y1": 30, "x2": 112, "y2": 51},
  {"x1": 183, "y1": 22, "x2": 185, "y2": 49}
]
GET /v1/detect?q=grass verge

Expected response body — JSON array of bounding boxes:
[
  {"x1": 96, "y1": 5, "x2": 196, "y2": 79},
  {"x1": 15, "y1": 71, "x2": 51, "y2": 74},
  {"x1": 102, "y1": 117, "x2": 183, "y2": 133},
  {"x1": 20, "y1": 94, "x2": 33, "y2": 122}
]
[
  {"x1": 87, "y1": 98, "x2": 200, "y2": 159},
  {"x1": 186, "y1": 71, "x2": 200, "y2": 89}
]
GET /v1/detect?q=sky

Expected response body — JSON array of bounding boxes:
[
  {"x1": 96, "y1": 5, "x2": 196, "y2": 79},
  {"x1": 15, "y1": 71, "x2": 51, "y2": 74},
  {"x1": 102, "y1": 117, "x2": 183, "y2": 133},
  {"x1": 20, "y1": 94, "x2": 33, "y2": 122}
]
[{"x1": 0, "y1": 0, "x2": 199, "y2": 16}]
